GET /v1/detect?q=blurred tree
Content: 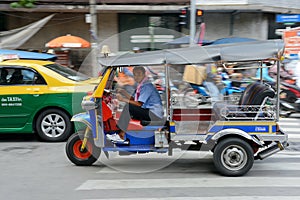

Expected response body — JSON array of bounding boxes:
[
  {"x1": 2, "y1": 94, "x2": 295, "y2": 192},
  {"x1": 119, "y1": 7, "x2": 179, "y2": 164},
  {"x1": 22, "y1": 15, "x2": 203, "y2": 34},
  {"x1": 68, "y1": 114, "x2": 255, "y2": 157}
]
[{"x1": 10, "y1": 0, "x2": 36, "y2": 8}]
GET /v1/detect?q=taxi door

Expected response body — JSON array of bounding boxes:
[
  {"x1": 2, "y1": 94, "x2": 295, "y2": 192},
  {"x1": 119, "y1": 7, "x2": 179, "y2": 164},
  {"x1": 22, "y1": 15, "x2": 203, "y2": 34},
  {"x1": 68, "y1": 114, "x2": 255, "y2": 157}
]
[{"x1": 0, "y1": 67, "x2": 47, "y2": 130}]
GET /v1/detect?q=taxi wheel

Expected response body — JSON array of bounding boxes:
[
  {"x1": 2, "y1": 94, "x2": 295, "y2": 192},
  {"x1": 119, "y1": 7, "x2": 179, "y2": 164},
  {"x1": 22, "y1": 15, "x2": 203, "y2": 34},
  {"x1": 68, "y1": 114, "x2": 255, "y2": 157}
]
[
  {"x1": 66, "y1": 132, "x2": 101, "y2": 166},
  {"x1": 213, "y1": 137, "x2": 254, "y2": 176},
  {"x1": 35, "y1": 108, "x2": 72, "y2": 142}
]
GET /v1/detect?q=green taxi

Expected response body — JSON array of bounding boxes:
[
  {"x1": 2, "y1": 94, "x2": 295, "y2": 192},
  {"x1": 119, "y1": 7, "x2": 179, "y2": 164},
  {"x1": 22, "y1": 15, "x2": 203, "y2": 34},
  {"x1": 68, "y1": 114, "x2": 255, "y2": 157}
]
[{"x1": 0, "y1": 59, "x2": 98, "y2": 142}]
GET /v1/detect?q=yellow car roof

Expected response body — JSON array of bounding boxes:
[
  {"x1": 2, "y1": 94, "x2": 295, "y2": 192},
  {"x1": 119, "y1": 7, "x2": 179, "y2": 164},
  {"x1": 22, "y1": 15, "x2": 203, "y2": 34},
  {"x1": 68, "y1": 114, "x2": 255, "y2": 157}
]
[
  {"x1": 0, "y1": 59, "x2": 54, "y2": 66},
  {"x1": 0, "y1": 59, "x2": 98, "y2": 87}
]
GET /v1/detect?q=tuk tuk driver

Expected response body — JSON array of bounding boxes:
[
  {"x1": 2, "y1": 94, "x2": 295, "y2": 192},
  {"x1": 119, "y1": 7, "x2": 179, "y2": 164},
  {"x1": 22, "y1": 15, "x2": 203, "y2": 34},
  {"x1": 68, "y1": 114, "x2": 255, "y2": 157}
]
[{"x1": 106, "y1": 66, "x2": 164, "y2": 144}]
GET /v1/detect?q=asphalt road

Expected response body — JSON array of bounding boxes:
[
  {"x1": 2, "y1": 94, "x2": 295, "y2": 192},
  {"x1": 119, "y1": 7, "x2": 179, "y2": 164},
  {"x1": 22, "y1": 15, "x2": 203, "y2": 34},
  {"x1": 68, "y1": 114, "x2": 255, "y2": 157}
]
[{"x1": 0, "y1": 116, "x2": 300, "y2": 200}]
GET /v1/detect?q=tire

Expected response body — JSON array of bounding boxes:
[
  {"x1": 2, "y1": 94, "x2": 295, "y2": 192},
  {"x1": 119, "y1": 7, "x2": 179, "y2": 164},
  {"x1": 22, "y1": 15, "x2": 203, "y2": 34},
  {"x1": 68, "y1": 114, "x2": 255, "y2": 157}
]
[
  {"x1": 213, "y1": 137, "x2": 254, "y2": 176},
  {"x1": 35, "y1": 108, "x2": 72, "y2": 142},
  {"x1": 183, "y1": 88, "x2": 202, "y2": 107},
  {"x1": 65, "y1": 132, "x2": 101, "y2": 166}
]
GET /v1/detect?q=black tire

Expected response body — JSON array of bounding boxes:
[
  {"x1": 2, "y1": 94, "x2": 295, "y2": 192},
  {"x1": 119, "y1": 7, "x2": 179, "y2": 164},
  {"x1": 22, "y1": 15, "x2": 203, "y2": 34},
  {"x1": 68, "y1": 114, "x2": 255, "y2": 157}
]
[
  {"x1": 65, "y1": 132, "x2": 101, "y2": 166},
  {"x1": 35, "y1": 108, "x2": 72, "y2": 142},
  {"x1": 213, "y1": 137, "x2": 254, "y2": 176}
]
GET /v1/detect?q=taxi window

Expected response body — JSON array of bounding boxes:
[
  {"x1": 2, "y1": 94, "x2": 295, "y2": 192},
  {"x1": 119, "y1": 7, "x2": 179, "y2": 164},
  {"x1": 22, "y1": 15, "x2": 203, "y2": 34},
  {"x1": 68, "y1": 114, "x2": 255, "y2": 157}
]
[
  {"x1": 0, "y1": 68, "x2": 8, "y2": 85},
  {"x1": 44, "y1": 63, "x2": 89, "y2": 81},
  {"x1": 0, "y1": 67, "x2": 46, "y2": 85}
]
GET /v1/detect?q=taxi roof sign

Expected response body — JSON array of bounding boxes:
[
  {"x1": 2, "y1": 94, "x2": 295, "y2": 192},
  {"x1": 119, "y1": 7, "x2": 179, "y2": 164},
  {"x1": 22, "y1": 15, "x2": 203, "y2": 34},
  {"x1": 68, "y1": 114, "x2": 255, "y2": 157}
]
[{"x1": 0, "y1": 54, "x2": 19, "y2": 62}]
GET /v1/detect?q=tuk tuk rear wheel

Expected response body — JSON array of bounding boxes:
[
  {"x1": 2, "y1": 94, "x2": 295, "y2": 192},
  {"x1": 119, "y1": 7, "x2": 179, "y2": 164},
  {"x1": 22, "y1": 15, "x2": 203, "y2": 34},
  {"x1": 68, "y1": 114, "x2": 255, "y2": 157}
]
[
  {"x1": 66, "y1": 132, "x2": 101, "y2": 166},
  {"x1": 213, "y1": 137, "x2": 254, "y2": 176}
]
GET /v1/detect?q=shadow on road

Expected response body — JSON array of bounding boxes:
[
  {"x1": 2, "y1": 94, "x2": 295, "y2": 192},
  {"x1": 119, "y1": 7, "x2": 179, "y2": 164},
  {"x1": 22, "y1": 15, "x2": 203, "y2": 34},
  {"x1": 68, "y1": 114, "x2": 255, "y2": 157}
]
[{"x1": 0, "y1": 133, "x2": 38, "y2": 142}]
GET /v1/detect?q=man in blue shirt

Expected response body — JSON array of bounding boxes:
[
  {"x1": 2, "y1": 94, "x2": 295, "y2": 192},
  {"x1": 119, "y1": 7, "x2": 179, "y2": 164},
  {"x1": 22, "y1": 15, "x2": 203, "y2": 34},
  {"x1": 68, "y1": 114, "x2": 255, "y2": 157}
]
[{"x1": 107, "y1": 66, "x2": 163, "y2": 144}]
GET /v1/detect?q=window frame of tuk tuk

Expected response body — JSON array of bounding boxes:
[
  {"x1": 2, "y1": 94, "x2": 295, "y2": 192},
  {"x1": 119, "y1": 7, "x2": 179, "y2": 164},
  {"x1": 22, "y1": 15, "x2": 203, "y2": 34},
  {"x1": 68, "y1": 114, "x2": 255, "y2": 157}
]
[
  {"x1": 92, "y1": 67, "x2": 112, "y2": 98},
  {"x1": 221, "y1": 58, "x2": 281, "y2": 121}
]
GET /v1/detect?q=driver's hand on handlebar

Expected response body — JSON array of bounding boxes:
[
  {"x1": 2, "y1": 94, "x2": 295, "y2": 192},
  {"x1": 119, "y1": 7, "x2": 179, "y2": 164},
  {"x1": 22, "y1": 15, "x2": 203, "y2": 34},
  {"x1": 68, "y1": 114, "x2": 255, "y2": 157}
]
[
  {"x1": 116, "y1": 93, "x2": 125, "y2": 102},
  {"x1": 117, "y1": 88, "x2": 128, "y2": 96},
  {"x1": 116, "y1": 88, "x2": 124, "y2": 93}
]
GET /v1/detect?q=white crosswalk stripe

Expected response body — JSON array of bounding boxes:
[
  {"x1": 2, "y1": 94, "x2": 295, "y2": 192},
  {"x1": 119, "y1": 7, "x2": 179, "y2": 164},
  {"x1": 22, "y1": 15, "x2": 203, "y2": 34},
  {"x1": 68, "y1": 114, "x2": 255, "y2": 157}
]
[
  {"x1": 76, "y1": 163, "x2": 300, "y2": 199},
  {"x1": 76, "y1": 151, "x2": 300, "y2": 188},
  {"x1": 82, "y1": 197, "x2": 300, "y2": 200},
  {"x1": 279, "y1": 118, "x2": 300, "y2": 141},
  {"x1": 77, "y1": 177, "x2": 300, "y2": 190}
]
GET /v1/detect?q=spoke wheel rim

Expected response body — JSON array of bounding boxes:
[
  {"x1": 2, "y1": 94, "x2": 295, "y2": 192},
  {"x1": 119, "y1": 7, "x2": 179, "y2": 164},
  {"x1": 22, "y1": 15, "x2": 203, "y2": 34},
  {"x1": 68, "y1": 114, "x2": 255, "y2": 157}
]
[{"x1": 41, "y1": 114, "x2": 66, "y2": 138}]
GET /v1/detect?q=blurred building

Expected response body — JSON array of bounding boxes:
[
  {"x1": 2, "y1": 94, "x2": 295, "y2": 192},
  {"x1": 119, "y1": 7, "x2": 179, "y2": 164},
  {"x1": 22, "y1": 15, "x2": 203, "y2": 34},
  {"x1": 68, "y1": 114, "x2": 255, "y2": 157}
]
[{"x1": 0, "y1": 0, "x2": 299, "y2": 53}]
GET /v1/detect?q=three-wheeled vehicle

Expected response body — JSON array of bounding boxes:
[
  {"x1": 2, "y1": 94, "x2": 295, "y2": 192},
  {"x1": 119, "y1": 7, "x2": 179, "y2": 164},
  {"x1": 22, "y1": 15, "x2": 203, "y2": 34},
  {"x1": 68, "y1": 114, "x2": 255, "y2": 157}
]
[{"x1": 65, "y1": 40, "x2": 288, "y2": 176}]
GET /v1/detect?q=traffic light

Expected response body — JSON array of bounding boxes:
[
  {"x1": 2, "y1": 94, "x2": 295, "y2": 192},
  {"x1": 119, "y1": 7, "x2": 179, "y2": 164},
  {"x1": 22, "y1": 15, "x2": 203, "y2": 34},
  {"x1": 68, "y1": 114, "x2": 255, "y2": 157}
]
[
  {"x1": 196, "y1": 9, "x2": 204, "y2": 24},
  {"x1": 178, "y1": 7, "x2": 190, "y2": 28}
]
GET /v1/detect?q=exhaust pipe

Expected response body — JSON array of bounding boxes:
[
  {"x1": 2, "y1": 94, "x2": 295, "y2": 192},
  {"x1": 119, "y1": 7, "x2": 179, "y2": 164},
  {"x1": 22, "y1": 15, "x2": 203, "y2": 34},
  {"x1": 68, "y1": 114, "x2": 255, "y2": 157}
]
[{"x1": 255, "y1": 142, "x2": 286, "y2": 160}]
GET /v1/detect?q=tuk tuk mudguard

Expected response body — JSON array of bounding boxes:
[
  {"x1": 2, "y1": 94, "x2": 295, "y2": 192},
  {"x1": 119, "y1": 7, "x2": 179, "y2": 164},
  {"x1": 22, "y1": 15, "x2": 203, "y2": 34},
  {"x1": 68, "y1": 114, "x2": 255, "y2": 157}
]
[
  {"x1": 71, "y1": 109, "x2": 105, "y2": 147},
  {"x1": 71, "y1": 112, "x2": 92, "y2": 129}
]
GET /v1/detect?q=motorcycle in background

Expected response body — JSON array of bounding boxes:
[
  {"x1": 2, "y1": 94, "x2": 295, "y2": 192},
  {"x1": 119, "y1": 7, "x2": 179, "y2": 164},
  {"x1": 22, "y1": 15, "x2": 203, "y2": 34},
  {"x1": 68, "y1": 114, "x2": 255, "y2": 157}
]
[
  {"x1": 183, "y1": 80, "x2": 245, "y2": 107},
  {"x1": 280, "y1": 81, "x2": 300, "y2": 117}
]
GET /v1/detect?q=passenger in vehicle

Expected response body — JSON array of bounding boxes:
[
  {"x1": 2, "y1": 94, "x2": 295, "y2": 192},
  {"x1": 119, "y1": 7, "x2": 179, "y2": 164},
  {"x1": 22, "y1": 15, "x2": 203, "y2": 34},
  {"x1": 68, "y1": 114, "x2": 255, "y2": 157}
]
[
  {"x1": 255, "y1": 62, "x2": 275, "y2": 83},
  {"x1": 114, "y1": 67, "x2": 136, "y2": 95},
  {"x1": 106, "y1": 66, "x2": 163, "y2": 144},
  {"x1": 10, "y1": 69, "x2": 23, "y2": 84},
  {"x1": 34, "y1": 74, "x2": 46, "y2": 85},
  {"x1": 0, "y1": 69, "x2": 8, "y2": 84},
  {"x1": 204, "y1": 64, "x2": 222, "y2": 104}
]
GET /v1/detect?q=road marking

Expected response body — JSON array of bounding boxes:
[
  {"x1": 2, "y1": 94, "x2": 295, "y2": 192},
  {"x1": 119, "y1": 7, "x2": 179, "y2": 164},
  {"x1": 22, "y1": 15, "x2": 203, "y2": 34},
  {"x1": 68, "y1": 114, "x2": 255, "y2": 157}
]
[
  {"x1": 83, "y1": 197, "x2": 300, "y2": 200},
  {"x1": 286, "y1": 133, "x2": 300, "y2": 141},
  {"x1": 287, "y1": 133, "x2": 300, "y2": 138},
  {"x1": 76, "y1": 177, "x2": 300, "y2": 190},
  {"x1": 252, "y1": 162, "x2": 300, "y2": 171},
  {"x1": 282, "y1": 128, "x2": 300, "y2": 133},
  {"x1": 279, "y1": 118, "x2": 300, "y2": 122},
  {"x1": 95, "y1": 151, "x2": 300, "y2": 174},
  {"x1": 276, "y1": 151, "x2": 300, "y2": 157},
  {"x1": 278, "y1": 122, "x2": 299, "y2": 126},
  {"x1": 278, "y1": 118, "x2": 300, "y2": 128},
  {"x1": 95, "y1": 162, "x2": 300, "y2": 174}
]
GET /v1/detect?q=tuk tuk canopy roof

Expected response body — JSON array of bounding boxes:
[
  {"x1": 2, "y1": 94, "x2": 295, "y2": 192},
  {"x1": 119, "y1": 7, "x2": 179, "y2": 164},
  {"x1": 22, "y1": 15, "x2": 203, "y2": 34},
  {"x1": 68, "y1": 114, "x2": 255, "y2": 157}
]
[{"x1": 98, "y1": 40, "x2": 284, "y2": 67}]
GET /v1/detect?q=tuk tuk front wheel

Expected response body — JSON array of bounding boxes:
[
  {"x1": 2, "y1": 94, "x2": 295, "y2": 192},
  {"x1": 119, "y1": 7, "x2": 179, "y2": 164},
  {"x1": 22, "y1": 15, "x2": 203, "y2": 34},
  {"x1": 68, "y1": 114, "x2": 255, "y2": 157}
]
[
  {"x1": 66, "y1": 132, "x2": 101, "y2": 166},
  {"x1": 213, "y1": 137, "x2": 254, "y2": 176}
]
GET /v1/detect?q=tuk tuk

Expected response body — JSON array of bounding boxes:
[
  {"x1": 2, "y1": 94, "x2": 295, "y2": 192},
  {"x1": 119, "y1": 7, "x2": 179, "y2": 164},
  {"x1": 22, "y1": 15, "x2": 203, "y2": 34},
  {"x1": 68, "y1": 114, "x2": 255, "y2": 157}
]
[{"x1": 65, "y1": 40, "x2": 288, "y2": 176}]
